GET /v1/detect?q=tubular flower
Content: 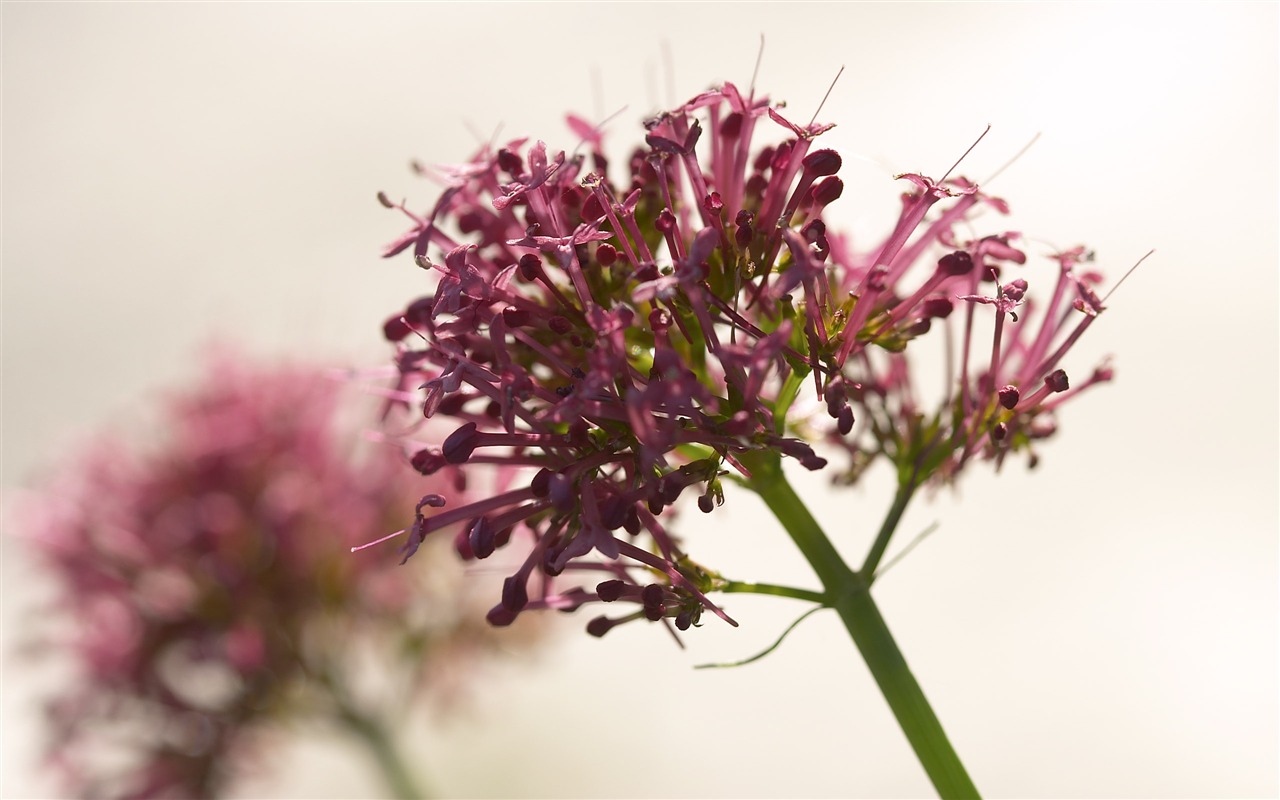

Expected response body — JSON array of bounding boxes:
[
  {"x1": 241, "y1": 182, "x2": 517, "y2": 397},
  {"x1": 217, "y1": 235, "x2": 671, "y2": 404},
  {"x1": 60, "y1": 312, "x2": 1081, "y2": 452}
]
[
  {"x1": 376, "y1": 82, "x2": 1117, "y2": 637},
  {"x1": 21, "y1": 356, "x2": 533, "y2": 799}
]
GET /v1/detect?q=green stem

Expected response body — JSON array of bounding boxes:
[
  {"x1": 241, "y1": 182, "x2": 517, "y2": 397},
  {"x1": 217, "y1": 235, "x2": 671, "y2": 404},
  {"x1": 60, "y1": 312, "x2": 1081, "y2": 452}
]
[
  {"x1": 860, "y1": 476, "x2": 918, "y2": 582},
  {"x1": 336, "y1": 701, "x2": 428, "y2": 800},
  {"x1": 773, "y1": 370, "x2": 807, "y2": 434},
  {"x1": 720, "y1": 580, "x2": 827, "y2": 605},
  {"x1": 739, "y1": 451, "x2": 979, "y2": 799}
]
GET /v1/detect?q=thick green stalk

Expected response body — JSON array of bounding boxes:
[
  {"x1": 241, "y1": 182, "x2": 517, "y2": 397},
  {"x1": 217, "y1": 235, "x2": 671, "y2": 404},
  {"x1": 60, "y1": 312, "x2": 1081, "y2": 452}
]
[{"x1": 739, "y1": 451, "x2": 979, "y2": 799}]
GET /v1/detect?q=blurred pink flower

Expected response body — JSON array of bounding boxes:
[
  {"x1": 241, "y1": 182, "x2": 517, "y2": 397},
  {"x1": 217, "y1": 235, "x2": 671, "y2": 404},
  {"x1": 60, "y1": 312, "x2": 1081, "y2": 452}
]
[{"x1": 20, "y1": 354, "x2": 534, "y2": 799}]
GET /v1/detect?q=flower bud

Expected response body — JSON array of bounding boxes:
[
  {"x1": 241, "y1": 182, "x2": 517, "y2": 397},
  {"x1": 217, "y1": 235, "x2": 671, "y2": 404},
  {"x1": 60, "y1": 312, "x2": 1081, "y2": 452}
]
[
  {"x1": 1045, "y1": 369, "x2": 1070, "y2": 393},
  {"x1": 596, "y1": 580, "x2": 626, "y2": 602},
  {"x1": 998, "y1": 386, "x2": 1020, "y2": 410},
  {"x1": 938, "y1": 250, "x2": 974, "y2": 276},
  {"x1": 442, "y1": 422, "x2": 479, "y2": 464}
]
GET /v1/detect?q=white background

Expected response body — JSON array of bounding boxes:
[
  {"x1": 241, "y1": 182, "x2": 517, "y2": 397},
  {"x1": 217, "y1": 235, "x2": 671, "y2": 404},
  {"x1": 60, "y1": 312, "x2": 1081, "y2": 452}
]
[{"x1": 3, "y1": 3, "x2": 1277, "y2": 798}]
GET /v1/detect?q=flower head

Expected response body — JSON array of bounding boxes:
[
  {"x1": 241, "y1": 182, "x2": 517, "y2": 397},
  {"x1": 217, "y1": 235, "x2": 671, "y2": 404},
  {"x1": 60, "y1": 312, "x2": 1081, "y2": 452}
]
[
  {"x1": 376, "y1": 80, "x2": 1119, "y2": 637},
  {"x1": 20, "y1": 354, "x2": 530, "y2": 798}
]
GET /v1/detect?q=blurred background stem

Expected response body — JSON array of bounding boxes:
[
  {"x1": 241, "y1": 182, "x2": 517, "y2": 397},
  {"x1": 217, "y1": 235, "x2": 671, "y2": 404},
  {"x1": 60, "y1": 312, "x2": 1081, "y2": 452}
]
[
  {"x1": 334, "y1": 698, "x2": 427, "y2": 800},
  {"x1": 313, "y1": 663, "x2": 427, "y2": 799}
]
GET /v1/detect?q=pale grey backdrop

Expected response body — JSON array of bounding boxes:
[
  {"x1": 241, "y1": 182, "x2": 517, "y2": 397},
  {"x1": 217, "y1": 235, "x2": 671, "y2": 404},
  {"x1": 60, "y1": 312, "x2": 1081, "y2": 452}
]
[{"x1": 3, "y1": 3, "x2": 1277, "y2": 798}]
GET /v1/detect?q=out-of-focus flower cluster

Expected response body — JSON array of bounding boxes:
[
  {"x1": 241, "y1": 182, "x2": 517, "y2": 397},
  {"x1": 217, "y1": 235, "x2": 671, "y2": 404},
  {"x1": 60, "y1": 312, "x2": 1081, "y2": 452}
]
[
  {"x1": 21, "y1": 356, "x2": 531, "y2": 799},
  {"x1": 376, "y1": 81, "x2": 1115, "y2": 639}
]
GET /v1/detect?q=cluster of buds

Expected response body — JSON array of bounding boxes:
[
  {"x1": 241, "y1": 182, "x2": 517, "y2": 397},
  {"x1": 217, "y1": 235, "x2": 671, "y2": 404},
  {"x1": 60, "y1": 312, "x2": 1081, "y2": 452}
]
[
  {"x1": 21, "y1": 356, "x2": 529, "y2": 798},
  {"x1": 375, "y1": 80, "x2": 1116, "y2": 639}
]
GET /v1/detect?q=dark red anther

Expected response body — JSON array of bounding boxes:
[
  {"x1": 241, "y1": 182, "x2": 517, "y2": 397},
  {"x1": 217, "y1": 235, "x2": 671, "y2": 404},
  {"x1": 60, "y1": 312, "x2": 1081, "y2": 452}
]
[
  {"x1": 595, "y1": 243, "x2": 617, "y2": 266},
  {"x1": 720, "y1": 112, "x2": 744, "y2": 137},
  {"x1": 998, "y1": 385, "x2": 1020, "y2": 410},
  {"x1": 469, "y1": 518, "x2": 497, "y2": 559},
  {"x1": 410, "y1": 448, "x2": 446, "y2": 475},
  {"x1": 586, "y1": 616, "x2": 615, "y2": 637},
  {"x1": 938, "y1": 250, "x2": 974, "y2": 276},
  {"x1": 596, "y1": 580, "x2": 626, "y2": 602},
  {"x1": 641, "y1": 584, "x2": 666, "y2": 620},
  {"x1": 502, "y1": 307, "x2": 530, "y2": 327},
  {"x1": 991, "y1": 422, "x2": 1009, "y2": 442},
  {"x1": 838, "y1": 406, "x2": 855, "y2": 435},
  {"x1": 698, "y1": 494, "x2": 714, "y2": 514},
  {"x1": 487, "y1": 605, "x2": 519, "y2": 627},
  {"x1": 703, "y1": 192, "x2": 724, "y2": 215},
  {"x1": 549, "y1": 316, "x2": 573, "y2": 335},
  {"x1": 518, "y1": 253, "x2": 543, "y2": 281},
  {"x1": 921, "y1": 296, "x2": 954, "y2": 319},
  {"x1": 753, "y1": 146, "x2": 775, "y2": 171},
  {"x1": 530, "y1": 468, "x2": 552, "y2": 498},
  {"x1": 801, "y1": 148, "x2": 842, "y2": 177},
  {"x1": 1045, "y1": 369, "x2": 1070, "y2": 393},
  {"x1": 496, "y1": 148, "x2": 523, "y2": 175},
  {"x1": 383, "y1": 314, "x2": 412, "y2": 342},
  {"x1": 811, "y1": 176, "x2": 844, "y2": 206},
  {"x1": 442, "y1": 422, "x2": 479, "y2": 464}
]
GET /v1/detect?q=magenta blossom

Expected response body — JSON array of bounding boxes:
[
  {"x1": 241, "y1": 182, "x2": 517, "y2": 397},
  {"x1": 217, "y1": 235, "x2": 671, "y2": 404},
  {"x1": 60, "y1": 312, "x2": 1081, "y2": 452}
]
[
  {"x1": 374, "y1": 80, "x2": 1119, "y2": 640},
  {"x1": 20, "y1": 355, "x2": 536, "y2": 799}
]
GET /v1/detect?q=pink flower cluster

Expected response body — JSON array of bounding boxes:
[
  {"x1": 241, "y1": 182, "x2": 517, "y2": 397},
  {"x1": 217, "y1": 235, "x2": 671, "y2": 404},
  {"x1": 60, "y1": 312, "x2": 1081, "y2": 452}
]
[
  {"x1": 23, "y1": 356, "x2": 522, "y2": 799},
  {"x1": 377, "y1": 81, "x2": 1115, "y2": 638}
]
